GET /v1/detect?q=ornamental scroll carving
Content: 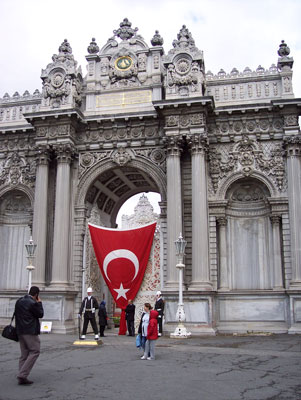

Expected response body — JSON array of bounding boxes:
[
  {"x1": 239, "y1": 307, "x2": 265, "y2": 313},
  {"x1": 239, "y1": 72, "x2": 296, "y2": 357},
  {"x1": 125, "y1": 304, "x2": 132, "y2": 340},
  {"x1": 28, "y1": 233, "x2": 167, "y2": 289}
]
[
  {"x1": 0, "y1": 152, "x2": 36, "y2": 187},
  {"x1": 209, "y1": 137, "x2": 286, "y2": 192}
]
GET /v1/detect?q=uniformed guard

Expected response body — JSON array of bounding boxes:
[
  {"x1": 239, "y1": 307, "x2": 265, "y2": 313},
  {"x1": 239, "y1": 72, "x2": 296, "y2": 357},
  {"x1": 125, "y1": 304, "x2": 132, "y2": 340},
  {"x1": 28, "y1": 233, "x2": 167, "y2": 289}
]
[
  {"x1": 79, "y1": 287, "x2": 99, "y2": 340},
  {"x1": 154, "y1": 291, "x2": 164, "y2": 336}
]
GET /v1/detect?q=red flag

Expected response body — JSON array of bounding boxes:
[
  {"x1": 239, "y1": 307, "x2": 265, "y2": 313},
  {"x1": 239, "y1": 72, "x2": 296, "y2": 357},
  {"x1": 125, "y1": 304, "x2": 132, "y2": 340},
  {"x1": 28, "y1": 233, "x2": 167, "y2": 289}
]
[{"x1": 88, "y1": 222, "x2": 156, "y2": 310}]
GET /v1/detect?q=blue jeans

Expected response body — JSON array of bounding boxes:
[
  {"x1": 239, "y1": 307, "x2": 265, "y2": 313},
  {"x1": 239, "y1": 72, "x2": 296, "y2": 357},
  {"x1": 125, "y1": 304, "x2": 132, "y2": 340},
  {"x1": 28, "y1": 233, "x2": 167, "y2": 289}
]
[{"x1": 141, "y1": 335, "x2": 147, "y2": 350}]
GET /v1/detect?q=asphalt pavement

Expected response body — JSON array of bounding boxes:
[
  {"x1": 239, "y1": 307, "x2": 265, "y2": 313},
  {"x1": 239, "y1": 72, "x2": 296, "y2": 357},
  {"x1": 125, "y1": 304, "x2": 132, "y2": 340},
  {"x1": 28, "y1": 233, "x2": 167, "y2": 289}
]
[{"x1": 0, "y1": 329, "x2": 300, "y2": 400}]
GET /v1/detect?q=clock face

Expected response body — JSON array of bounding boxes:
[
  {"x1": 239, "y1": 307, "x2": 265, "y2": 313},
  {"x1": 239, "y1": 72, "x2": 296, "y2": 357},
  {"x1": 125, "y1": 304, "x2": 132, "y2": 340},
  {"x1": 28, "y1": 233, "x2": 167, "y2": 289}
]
[{"x1": 115, "y1": 56, "x2": 133, "y2": 71}]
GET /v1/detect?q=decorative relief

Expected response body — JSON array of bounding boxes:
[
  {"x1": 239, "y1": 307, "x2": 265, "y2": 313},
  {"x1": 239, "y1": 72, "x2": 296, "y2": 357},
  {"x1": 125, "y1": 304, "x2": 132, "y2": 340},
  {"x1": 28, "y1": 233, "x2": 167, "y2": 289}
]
[
  {"x1": 284, "y1": 115, "x2": 298, "y2": 127},
  {"x1": 0, "y1": 152, "x2": 36, "y2": 187},
  {"x1": 79, "y1": 151, "x2": 110, "y2": 178},
  {"x1": 208, "y1": 117, "x2": 284, "y2": 139},
  {"x1": 41, "y1": 39, "x2": 82, "y2": 108},
  {"x1": 209, "y1": 137, "x2": 286, "y2": 192},
  {"x1": 111, "y1": 148, "x2": 132, "y2": 166},
  {"x1": 163, "y1": 25, "x2": 205, "y2": 98},
  {"x1": 165, "y1": 113, "x2": 205, "y2": 129}
]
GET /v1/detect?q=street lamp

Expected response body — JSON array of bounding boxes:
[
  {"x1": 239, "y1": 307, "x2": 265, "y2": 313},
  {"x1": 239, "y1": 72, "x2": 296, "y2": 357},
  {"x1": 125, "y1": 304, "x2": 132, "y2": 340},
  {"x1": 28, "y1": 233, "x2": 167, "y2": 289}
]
[
  {"x1": 25, "y1": 236, "x2": 37, "y2": 292},
  {"x1": 170, "y1": 233, "x2": 191, "y2": 338}
]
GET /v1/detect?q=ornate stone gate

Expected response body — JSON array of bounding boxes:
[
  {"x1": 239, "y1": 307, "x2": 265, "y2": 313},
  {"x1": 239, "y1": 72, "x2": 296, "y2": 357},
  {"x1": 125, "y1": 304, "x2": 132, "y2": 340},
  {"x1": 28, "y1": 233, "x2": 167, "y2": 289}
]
[{"x1": 0, "y1": 20, "x2": 301, "y2": 334}]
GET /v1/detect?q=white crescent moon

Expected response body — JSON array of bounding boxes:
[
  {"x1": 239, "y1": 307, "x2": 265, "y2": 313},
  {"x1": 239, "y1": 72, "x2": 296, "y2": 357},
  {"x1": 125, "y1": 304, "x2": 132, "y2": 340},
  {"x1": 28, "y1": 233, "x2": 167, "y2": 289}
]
[{"x1": 103, "y1": 249, "x2": 139, "y2": 282}]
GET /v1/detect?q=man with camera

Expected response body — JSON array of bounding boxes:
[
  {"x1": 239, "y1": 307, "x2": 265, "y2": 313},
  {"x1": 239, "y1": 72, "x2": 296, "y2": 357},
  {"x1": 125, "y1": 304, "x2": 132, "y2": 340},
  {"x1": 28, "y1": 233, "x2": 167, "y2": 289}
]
[{"x1": 15, "y1": 286, "x2": 44, "y2": 385}]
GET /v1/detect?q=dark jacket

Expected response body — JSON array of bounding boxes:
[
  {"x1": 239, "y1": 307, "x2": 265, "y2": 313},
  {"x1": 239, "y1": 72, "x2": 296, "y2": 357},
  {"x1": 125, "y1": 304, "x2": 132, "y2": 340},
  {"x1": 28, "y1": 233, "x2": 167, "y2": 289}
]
[
  {"x1": 79, "y1": 296, "x2": 99, "y2": 317},
  {"x1": 155, "y1": 297, "x2": 164, "y2": 317},
  {"x1": 98, "y1": 302, "x2": 107, "y2": 326},
  {"x1": 15, "y1": 294, "x2": 44, "y2": 335},
  {"x1": 147, "y1": 310, "x2": 159, "y2": 340},
  {"x1": 125, "y1": 304, "x2": 135, "y2": 321}
]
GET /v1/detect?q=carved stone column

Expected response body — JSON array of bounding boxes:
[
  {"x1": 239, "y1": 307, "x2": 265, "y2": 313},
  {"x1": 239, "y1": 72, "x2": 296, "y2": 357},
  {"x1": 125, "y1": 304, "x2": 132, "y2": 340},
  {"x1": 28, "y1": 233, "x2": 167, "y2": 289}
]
[
  {"x1": 32, "y1": 147, "x2": 50, "y2": 287},
  {"x1": 189, "y1": 135, "x2": 212, "y2": 290},
  {"x1": 217, "y1": 217, "x2": 229, "y2": 290},
  {"x1": 284, "y1": 135, "x2": 301, "y2": 288},
  {"x1": 50, "y1": 144, "x2": 74, "y2": 287},
  {"x1": 166, "y1": 138, "x2": 182, "y2": 288},
  {"x1": 270, "y1": 215, "x2": 284, "y2": 290}
]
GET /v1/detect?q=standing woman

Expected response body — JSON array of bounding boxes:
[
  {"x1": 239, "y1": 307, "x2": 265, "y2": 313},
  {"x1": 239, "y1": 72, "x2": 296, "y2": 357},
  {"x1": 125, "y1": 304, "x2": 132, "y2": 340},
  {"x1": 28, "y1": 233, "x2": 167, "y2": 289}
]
[
  {"x1": 98, "y1": 301, "x2": 108, "y2": 337},
  {"x1": 138, "y1": 303, "x2": 152, "y2": 354}
]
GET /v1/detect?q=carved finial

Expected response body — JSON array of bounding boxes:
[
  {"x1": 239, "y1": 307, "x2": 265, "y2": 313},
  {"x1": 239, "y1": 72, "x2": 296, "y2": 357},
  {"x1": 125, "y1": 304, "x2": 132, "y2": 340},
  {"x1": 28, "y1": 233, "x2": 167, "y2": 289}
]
[
  {"x1": 59, "y1": 39, "x2": 72, "y2": 55},
  {"x1": 151, "y1": 30, "x2": 164, "y2": 46},
  {"x1": 113, "y1": 18, "x2": 138, "y2": 41},
  {"x1": 87, "y1": 37, "x2": 99, "y2": 54},
  {"x1": 278, "y1": 40, "x2": 290, "y2": 57},
  {"x1": 172, "y1": 25, "x2": 195, "y2": 49}
]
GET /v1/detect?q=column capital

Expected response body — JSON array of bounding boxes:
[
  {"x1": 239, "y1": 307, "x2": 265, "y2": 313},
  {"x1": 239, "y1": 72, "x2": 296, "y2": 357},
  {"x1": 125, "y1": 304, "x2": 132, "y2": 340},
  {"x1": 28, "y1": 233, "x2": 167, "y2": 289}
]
[
  {"x1": 283, "y1": 135, "x2": 301, "y2": 157},
  {"x1": 270, "y1": 215, "x2": 281, "y2": 225},
  {"x1": 166, "y1": 136, "x2": 183, "y2": 156},
  {"x1": 217, "y1": 216, "x2": 228, "y2": 226},
  {"x1": 53, "y1": 143, "x2": 78, "y2": 163},
  {"x1": 34, "y1": 145, "x2": 51, "y2": 165},
  {"x1": 188, "y1": 134, "x2": 208, "y2": 155}
]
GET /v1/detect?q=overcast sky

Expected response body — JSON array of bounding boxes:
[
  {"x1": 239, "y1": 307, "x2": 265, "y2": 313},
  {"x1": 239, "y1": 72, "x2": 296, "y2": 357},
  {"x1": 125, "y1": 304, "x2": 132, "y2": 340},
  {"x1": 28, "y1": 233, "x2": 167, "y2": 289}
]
[
  {"x1": 0, "y1": 0, "x2": 300, "y2": 222},
  {"x1": 0, "y1": 0, "x2": 300, "y2": 97}
]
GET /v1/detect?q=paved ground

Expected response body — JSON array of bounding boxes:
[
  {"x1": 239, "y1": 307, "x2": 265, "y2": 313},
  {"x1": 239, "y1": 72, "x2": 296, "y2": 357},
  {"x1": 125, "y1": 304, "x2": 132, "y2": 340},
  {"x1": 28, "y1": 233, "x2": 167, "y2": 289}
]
[{"x1": 0, "y1": 330, "x2": 300, "y2": 400}]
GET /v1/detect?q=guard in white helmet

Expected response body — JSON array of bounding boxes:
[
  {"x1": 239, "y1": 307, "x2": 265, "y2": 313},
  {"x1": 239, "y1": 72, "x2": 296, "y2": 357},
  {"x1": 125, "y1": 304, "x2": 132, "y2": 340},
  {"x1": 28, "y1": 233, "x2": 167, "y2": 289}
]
[
  {"x1": 154, "y1": 291, "x2": 164, "y2": 336},
  {"x1": 78, "y1": 287, "x2": 99, "y2": 340}
]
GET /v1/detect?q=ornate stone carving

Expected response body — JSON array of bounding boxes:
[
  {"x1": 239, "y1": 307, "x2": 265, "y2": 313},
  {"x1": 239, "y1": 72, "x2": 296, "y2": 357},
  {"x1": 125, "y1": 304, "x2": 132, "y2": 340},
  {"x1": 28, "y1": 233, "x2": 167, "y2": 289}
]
[
  {"x1": 111, "y1": 148, "x2": 132, "y2": 166},
  {"x1": 87, "y1": 38, "x2": 99, "y2": 54},
  {"x1": 209, "y1": 137, "x2": 286, "y2": 192},
  {"x1": 53, "y1": 143, "x2": 77, "y2": 164},
  {"x1": 151, "y1": 30, "x2": 164, "y2": 47},
  {"x1": 41, "y1": 39, "x2": 82, "y2": 108},
  {"x1": 278, "y1": 40, "x2": 290, "y2": 57},
  {"x1": 163, "y1": 26, "x2": 205, "y2": 98},
  {"x1": 113, "y1": 18, "x2": 138, "y2": 41},
  {"x1": 283, "y1": 135, "x2": 301, "y2": 157},
  {"x1": 0, "y1": 152, "x2": 36, "y2": 187},
  {"x1": 284, "y1": 115, "x2": 298, "y2": 127}
]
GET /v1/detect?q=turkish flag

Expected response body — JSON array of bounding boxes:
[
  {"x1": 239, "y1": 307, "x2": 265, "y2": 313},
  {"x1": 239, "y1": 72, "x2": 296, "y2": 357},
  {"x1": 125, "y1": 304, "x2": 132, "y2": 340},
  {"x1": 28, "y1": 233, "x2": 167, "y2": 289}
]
[{"x1": 88, "y1": 222, "x2": 156, "y2": 333}]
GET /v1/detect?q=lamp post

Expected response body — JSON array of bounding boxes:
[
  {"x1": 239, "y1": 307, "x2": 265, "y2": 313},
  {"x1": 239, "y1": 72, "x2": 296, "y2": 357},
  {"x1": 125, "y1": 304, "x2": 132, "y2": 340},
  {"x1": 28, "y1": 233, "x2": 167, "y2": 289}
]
[
  {"x1": 170, "y1": 233, "x2": 191, "y2": 338},
  {"x1": 25, "y1": 236, "x2": 37, "y2": 292}
]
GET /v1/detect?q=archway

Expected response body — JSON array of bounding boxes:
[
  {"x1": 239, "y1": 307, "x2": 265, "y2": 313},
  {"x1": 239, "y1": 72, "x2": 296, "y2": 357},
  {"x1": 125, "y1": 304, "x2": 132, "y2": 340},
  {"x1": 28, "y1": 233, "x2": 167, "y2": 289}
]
[
  {"x1": 223, "y1": 177, "x2": 273, "y2": 290},
  {"x1": 0, "y1": 189, "x2": 32, "y2": 290},
  {"x1": 76, "y1": 161, "x2": 165, "y2": 328}
]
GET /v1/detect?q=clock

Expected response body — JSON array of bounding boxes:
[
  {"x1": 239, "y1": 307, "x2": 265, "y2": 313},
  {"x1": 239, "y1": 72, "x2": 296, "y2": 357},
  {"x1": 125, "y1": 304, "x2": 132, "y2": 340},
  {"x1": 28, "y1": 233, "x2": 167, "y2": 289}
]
[{"x1": 115, "y1": 56, "x2": 133, "y2": 71}]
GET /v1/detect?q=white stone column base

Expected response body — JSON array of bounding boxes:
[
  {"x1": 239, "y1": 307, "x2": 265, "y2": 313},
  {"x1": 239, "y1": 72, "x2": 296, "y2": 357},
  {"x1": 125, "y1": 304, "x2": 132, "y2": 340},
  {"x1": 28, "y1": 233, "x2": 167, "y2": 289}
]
[{"x1": 170, "y1": 323, "x2": 191, "y2": 338}]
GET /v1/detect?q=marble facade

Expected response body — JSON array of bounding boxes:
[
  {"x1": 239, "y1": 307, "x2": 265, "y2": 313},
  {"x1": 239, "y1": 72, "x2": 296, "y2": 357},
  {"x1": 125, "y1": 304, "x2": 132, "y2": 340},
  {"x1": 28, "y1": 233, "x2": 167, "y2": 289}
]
[{"x1": 0, "y1": 20, "x2": 300, "y2": 334}]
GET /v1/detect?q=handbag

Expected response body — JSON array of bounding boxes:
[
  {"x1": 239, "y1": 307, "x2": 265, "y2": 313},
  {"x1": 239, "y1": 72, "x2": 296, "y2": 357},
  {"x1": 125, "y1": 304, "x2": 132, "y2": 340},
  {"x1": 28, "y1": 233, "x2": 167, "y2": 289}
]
[
  {"x1": 136, "y1": 333, "x2": 142, "y2": 348},
  {"x1": 2, "y1": 312, "x2": 18, "y2": 342}
]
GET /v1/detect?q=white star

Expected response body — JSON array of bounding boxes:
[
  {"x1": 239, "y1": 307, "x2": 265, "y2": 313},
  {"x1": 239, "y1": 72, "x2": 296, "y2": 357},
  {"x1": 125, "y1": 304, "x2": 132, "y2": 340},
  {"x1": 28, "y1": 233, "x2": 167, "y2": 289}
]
[{"x1": 114, "y1": 283, "x2": 130, "y2": 300}]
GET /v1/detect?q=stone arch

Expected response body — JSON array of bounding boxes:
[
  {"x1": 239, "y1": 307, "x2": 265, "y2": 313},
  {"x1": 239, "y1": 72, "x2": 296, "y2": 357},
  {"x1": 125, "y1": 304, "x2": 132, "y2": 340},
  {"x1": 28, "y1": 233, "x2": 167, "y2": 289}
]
[
  {"x1": 76, "y1": 156, "x2": 167, "y2": 208},
  {"x1": 0, "y1": 187, "x2": 33, "y2": 290},
  {"x1": 0, "y1": 184, "x2": 34, "y2": 207},
  {"x1": 216, "y1": 171, "x2": 275, "y2": 200},
  {"x1": 222, "y1": 176, "x2": 274, "y2": 290}
]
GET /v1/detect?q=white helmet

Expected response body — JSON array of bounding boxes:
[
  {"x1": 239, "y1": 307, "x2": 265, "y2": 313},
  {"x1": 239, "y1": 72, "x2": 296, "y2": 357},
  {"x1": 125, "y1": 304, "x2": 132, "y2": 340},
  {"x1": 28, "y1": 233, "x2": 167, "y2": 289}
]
[
  {"x1": 87, "y1": 287, "x2": 93, "y2": 293},
  {"x1": 156, "y1": 291, "x2": 161, "y2": 296}
]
